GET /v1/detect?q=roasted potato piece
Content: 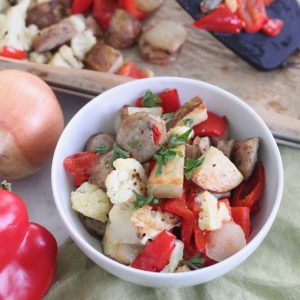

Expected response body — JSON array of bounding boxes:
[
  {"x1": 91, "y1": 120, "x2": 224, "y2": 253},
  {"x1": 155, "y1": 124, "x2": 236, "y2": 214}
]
[
  {"x1": 116, "y1": 112, "x2": 167, "y2": 162},
  {"x1": 78, "y1": 213, "x2": 106, "y2": 238},
  {"x1": 85, "y1": 42, "x2": 124, "y2": 73},
  {"x1": 139, "y1": 20, "x2": 187, "y2": 65},
  {"x1": 32, "y1": 16, "x2": 84, "y2": 52},
  {"x1": 85, "y1": 133, "x2": 115, "y2": 152},
  {"x1": 233, "y1": 137, "x2": 259, "y2": 180},
  {"x1": 106, "y1": 9, "x2": 142, "y2": 49},
  {"x1": 136, "y1": 0, "x2": 165, "y2": 13},
  {"x1": 148, "y1": 145, "x2": 185, "y2": 198},
  {"x1": 89, "y1": 151, "x2": 114, "y2": 189},
  {"x1": 167, "y1": 96, "x2": 207, "y2": 129},
  {"x1": 27, "y1": 1, "x2": 64, "y2": 29},
  {"x1": 191, "y1": 146, "x2": 244, "y2": 193}
]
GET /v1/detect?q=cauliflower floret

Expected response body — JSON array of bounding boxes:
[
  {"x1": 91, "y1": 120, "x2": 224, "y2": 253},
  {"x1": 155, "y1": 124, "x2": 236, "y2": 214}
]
[
  {"x1": 197, "y1": 191, "x2": 231, "y2": 231},
  {"x1": 105, "y1": 158, "x2": 146, "y2": 204},
  {"x1": 49, "y1": 46, "x2": 83, "y2": 69},
  {"x1": 167, "y1": 126, "x2": 194, "y2": 139},
  {"x1": 68, "y1": 14, "x2": 86, "y2": 33},
  {"x1": 0, "y1": 0, "x2": 39, "y2": 51},
  {"x1": 131, "y1": 205, "x2": 180, "y2": 245},
  {"x1": 161, "y1": 240, "x2": 184, "y2": 273},
  {"x1": 71, "y1": 29, "x2": 97, "y2": 61},
  {"x1": 71, "y1": 182, "x2": 112, "y2": 223},
  {"x1": 29, "y1": 51, "x2": 51, "y2": 64}
]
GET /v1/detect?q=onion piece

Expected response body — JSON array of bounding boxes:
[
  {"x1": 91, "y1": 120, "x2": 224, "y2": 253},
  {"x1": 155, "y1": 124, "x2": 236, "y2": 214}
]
[{"x1": 206, "y1": 221, "x2": 246, "y2": 262}]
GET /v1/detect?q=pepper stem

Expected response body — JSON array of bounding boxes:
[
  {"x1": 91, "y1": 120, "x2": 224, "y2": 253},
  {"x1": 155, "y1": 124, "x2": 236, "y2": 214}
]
[{"x1": 1, "y1": 180, "x2": 12, "y2": 192}]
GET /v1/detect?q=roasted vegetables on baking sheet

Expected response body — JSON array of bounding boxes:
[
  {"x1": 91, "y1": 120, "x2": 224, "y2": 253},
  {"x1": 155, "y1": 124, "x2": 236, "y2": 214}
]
[{"x1": 64, "y1": 88, "x2": 265, "y2": 272}]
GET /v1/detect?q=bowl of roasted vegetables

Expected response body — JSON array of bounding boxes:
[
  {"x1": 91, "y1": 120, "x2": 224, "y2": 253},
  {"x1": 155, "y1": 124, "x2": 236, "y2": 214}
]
[{"x1": 52, "y1": 77, "x2": 283, "y2": 288}]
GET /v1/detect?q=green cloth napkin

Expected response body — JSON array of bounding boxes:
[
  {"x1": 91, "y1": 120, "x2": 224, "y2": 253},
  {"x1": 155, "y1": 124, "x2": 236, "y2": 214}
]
[{"x1": 45, "y1": 146, "x2": 300, "y2": 300}]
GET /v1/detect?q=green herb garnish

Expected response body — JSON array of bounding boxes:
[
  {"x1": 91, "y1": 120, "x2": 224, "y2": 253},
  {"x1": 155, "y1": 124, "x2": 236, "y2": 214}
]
[
  {"x1": 128, "y1": 139, "x2": 142, "y2": 150},
  {"x1": 168, "y1": 128, "x2": 192, "y2": 148},
  {"x1": 133, "y1": 190, "x2": 160, "y2": 209},
  {"x1": 142, "y1": 90, "x2": 161, "y2": 107},
  {"x1": 162, "y1": 113, "x2": 174, "y2": 125},
  {"x1": 95, "y1": 145, "x2": 109, "y2": 155},
  {"x1": 180, "y1": 254, "x2": 205, "y2": 270},
  {"x1": 184, "y1": 156, "x2": 205, "y2": 180},
  {"x1": 109, "y1": 143, "x2": 130, "y2": 166},
  {"x1": 1, "y1": 180, "x2": 12, "y2": 192},
  {"x1": 153, "y1": 147, "x2": 183, "y2": 175},
  {"x1": 183, "y1": 118, "x2": 193, "y2": 126}
]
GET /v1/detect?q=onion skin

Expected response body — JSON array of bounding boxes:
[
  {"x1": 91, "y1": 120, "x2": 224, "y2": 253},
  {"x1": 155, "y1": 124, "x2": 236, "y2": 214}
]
[{"x1": 0, "y1": 70, "x2": 64, "y2": 179}]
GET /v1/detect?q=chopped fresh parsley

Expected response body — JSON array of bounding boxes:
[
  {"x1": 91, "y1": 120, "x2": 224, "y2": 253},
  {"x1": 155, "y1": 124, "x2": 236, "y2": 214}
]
[
  {"x1": 95, "y1": 145, "x2": 109, "y2": 155},
  {"x1": 154, "y1": 147, "x2": 183, "y2": 175},
  {"x1": 180, "y1": 254, "x2": 205, "y2": 270},
  {"x1": 133, "y1": 190, "x2": 160, "y2": 209},
  {"x1": 183, "y1": 118, "x2": 193, "y2": 126},
  {"x1": 128, "y1": 139, "x2": 142, "y2": 150},
  {"x1": 108, "y1": 143, "x2": 130, "y2": 166},
  {"x1": 162, "y1": 113, "x2": 174, "y2": 125},
  {"x1": 142, "y1": 90, "x2": 161, "y2": 107},
  {"x1": 168, "y1": 128, "x2": 192, "y2": 148},
  {"x1": 184, "y1": 156, "x2": 205, "y2": 180}
]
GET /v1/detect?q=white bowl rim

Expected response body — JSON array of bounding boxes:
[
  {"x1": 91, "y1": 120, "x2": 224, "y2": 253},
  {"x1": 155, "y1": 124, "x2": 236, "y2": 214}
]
[{"x1": 52, "y1": 76, "x2": 283, "y2": 281}]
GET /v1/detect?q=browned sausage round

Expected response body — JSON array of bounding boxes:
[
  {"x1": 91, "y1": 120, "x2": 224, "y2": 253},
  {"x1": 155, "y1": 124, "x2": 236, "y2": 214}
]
[
  {"x1": 116, "y1": 112, "x2": 167, "y2": 162},
  {"x1": 85, "y1": 133, "x2": 115, "y2": 152},
  {"x1": 78, "y1": 213, "x2": 106, "y2": 238},
  {"x1": 89, "y1": 151, "x2": 113, "y2": 189}
]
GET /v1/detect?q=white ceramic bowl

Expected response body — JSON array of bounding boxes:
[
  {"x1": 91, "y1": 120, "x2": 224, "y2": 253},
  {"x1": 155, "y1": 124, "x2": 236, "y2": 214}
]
[{"x1": 51, "y1": 77, "x2": 283, "y2": 288}]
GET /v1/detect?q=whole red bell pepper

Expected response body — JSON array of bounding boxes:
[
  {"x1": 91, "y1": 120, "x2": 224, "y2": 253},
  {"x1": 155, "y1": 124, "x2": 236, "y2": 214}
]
[
  {"x1": 237, "y1": 0, "x2": 268, "y2": 33},
  {"x1": 262, "y1": 18, "x2": 284, "y2": 37},
  {"x1": 232, "y1": 162, "x2": 265, "y2": 212},
  {"x1": 0, "y1": 45, "x2": 27, "y2": 60},
  {"x1": 117, "y1": 62, "x2": 151, "y2": 79},
  {"x1": 193, "y1": 111, "x2": 227, "y2": 137},
  {"x1": 193, "y1": 4, "x2": 243, "y2": 34},
  {"x1": 131, "y1": 231, "x2": 176, "y2": 271},
  {"x1": 0, "y1": 183, "x2": 57, "y2": 300},
  {"x1": 71, "y1": 0, "x2": 93, "y2": 14},
  {"x1": 64, "y1": 151, "x2": 99, "y2": 187},
  {"x1": 136, "y1": 88, "x2": 181, "y2": 113},
  {"x1": 231, "y1": 207, "x2": 251, "y2": 240}
]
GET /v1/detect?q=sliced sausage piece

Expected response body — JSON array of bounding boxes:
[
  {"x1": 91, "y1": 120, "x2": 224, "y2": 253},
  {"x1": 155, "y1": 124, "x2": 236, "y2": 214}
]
[
  {"x1": 233, "y1": 137, "x2": 259, "y2": 180},
  {"x1": 85, "y1": 15, "x2": 103, "y2": 38},
  {"x1": 139, "y1": 20, "x2": 187, "y2": 65},
  {"x1": 215, "y1": 138, "x2": 235, "y2": 158},
  {"x1": 32, "y1": 16, "x2": 83, "y2": 52},
  {"x1": 106, "y1": 9, "x2": 142, "y2": 49},
  {"x1": 85, "y1": 133, "x2": 115, "y2": 152},
  {"x1": 116, "y1": 112, "x2": 167, "y2": 163},
  {"x1": 27, "y1": 1, "x2": 64, "y2": 29},
  {"x1": 78, "y1": 213, "x2": 106, "y2": 238},
  {"x1": 89, "y1": 151, "x2": 114, "y2": 189},
  {"x1": 185, "y1": 137, "x2": 210, "y2": 159},
  {"x1": 85, "y1": 42, "x2": 124, "y2": 73}
]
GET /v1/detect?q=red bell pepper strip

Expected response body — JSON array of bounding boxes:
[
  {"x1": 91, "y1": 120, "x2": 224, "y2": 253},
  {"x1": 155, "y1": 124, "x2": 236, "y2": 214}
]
[
  {"x1": 147, "y1": 159, "x2": 156, "y2": 176},
  {"x1": 231, "y1": 207, "x2": 251, "y2": 240},
  {"x1": 194, "y1": 221, "x2": 206, "y2": 253},
  {"x1": 193, "y1": 111, "x2": 227, "y2": 137},
  {"x1": 232, "y1": 162, "x2": 265, "y2": 212},
  {"x1": 136, "y1": 89, "x2": 181, "y2": 113},
  {"x1": 262, "y1": 19, "x2": 284, "y2": 37},
  {"x1": 0, "y1": 45, "x2": 27, "y2": 59},
  {"x1": 117, "y1": 62, "x2": 151, "y2": 79},
  {"x1": 119, "y1": 0, "x2": 147, "y2": 19},
  {"x1": 193, "y1": 4, "x2": 243, "y2": 34},
  {"x1": 64, "y1": 151, "x2": 99, "y2": 187},
  {"x1": 93, "y1": 0, "x2": 119, "y2": 29},
  {"x1": 237, "y1": 0, "x2": 268, "y2": 33},
  {"x1": 131, "y1": 231, "x2": 176, "y2": 271},
  {"x1": 152, "y1": 124, "x2": 161, "y2": 145},
  {"x1": 165, "y1": 194, "x2": 195, "y2": 254},
  {"x1": 263, "y1": 0, "x2": 273, "y2": 5},
  {"x1": 71, "y1": 0, "x2": 93, "y2": 14},
  {"x1": 0, "y1": 185, "x2": 57, "y2": 300}
]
